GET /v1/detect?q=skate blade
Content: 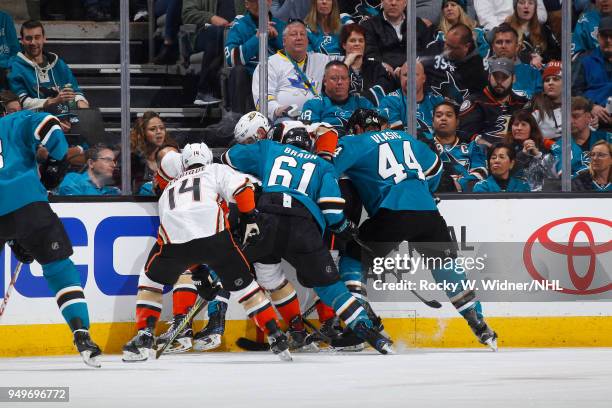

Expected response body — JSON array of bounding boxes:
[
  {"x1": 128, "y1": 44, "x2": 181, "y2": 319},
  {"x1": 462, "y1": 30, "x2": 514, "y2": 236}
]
[
  {"x1": 380, "y1": 344, "x2": 395, "y2": 355},
  {"x1": 336, "y1": 343, "x2": 365, "y2": 352},
  {"x1": 162, "y1": 337, "x2": 192, "y2": 354},
  {"x1": 485, "y1": 337, "x2": 498, "y2": 352},
  {"x1": 121, "y1": 348, "x2": 151, "y2": 363},
  {"x1": 277, "y1": 349, "x2": 293, "y2": 362},
  {"x1": 80, "y1": 351, "x2": 101, "y2": 368},
  {"x1": 193, "y1": 334, "x2": 222, "y2": 351},
  {"x1": 293, "y1": 342, "x2": 319, "y2": 353}
]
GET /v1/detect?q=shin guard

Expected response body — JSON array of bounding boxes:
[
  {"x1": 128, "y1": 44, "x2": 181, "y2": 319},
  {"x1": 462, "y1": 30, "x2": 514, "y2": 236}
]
[
  {"x1": 269, "y1": 280, "x2": 303, "y2": 330},
  {"x1": 42, "y1": 259, "x2": 90, "y2": 331},
  {"x1": 172, "y1": 273, "x2": 198, "y2": 316},
  {"x1": 136, "y1": 271, "x2": 164, "y2": 330}
]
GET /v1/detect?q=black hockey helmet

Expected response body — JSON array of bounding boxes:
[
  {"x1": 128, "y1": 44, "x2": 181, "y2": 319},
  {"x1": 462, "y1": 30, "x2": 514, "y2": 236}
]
[
  {"x1": 281, "y1": 126, "x2": 312, "y2": 152},
  {"x1": 346, "y1": 108, "x2": 383, "y2": 135}
]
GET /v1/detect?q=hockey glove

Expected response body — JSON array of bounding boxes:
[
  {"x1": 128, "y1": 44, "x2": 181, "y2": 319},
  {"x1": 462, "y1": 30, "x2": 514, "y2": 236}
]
[
  {"x1": 330, "y1": 218, "x2": 358, "y2": 243},
  {"x1": 7, "y1": 240, "x2": 34, "y2": 264},
  {"x1": 191, "y1": 265, "x2": 221, "y2": 301},
  {"x1": 241, "y1": 209, "x2": 261, "y2": 247},
  {"x1": 40, "y1": 156, "x2": 69, "y2": 190}
]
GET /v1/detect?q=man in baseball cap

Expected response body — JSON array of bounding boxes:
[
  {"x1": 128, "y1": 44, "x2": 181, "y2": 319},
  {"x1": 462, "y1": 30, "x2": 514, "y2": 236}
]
[
  {"x1": 487, "y1": 57, "x2": 516, "y2": 98},
  {"x1": 458, "y1": 57, "x2": 528, "y2": 146}
]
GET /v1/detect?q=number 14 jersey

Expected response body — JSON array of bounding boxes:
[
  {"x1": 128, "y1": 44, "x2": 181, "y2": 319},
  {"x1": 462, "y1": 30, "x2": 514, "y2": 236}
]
[{"x1": 157, "y1": 164, "x2": 251, "y2": 244}]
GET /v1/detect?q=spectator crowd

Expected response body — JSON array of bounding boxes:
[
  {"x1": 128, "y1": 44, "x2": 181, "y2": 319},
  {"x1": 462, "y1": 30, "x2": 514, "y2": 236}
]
[{"x1": 1, "y1": 0, "x2": 611, "y2": 193}]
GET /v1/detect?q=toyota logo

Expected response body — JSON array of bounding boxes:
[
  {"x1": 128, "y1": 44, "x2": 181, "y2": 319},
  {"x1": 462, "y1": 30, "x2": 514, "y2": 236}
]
[{"x1": 524, "y1": 217, "x2": 612, "y2": 295}]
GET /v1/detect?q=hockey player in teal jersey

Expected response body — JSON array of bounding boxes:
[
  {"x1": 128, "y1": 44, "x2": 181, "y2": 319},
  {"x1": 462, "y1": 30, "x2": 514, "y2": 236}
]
[
  {"x1": 222, "y1": 122, "x2": 393, "y2": 354},
  {"x1": 0, "y1": 106, "x2": 102, "y2": 367},
  {"x1": 334, "y1": 109, "x2": 498, "y2": 351}
]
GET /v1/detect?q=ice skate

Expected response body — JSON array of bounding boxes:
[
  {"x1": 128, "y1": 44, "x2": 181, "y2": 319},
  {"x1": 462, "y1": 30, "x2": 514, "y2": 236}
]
[
  {"x1": 266, "y1": 320, "x2": 292, "y2": 361},
  {"x1": 73, "y1": 329, "x2": 102, "y2": 368},
  {"x1": 193, "y1": 301, "x2": 226, "y2": 351},
  {"x1": 156, "y1": 314, "x2": 193, "y2": 354},
  {"x1": 310, "y1": 316, "x2": 342, "y2": 345},
  {"x1": 464, "y1": 309, "x2": 498, "y2": 351},
  {"x1": 287, "y1": 318, "x2": 319, "y2": 352},
  {"x1": 122, "y1": 327, "x2": 155, "y2": 362},
  {"x1": 353, "y1": 321, "x2": 394, "y2": 355}
]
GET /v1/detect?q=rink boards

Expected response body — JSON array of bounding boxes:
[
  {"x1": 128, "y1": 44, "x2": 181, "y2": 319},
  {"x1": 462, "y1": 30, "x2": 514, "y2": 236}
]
[{"x1": 1, "y1": 197, "x2": 611, "y2": 356}]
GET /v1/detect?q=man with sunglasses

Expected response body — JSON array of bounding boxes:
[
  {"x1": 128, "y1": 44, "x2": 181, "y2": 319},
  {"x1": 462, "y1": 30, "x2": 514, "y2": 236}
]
[{"x1": 57, "y1": 144, "x2": 120, "y2": 196}]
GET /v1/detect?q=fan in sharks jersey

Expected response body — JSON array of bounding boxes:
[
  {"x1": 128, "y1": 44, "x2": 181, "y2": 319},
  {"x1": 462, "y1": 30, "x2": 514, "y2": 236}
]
[
  {"x1": 334, "y1": 108, "x2": 499, "y2": 351},
  {"x1": 423, "y1": 100, "x2": 487, "y2": 192},
  {"x1": 420, "y1": 22, "x2": 487, "y2": 104},
  {"x1": 484, "y1": 23, "x2": 542, "y2": 100},
  {"x1": 222, "y1": 124, "x2": 393, "y2": 354},
  {"x1": 252, "y1": 20, "x2": 334, "y2": 124},
  {"x1": 300, "y1": 61, "x2": 374, "y2": 136},
  {"x1": 378, "y1": 61, "x2": 443, "y2": 139},
  {"x1": 458, "y1": 57, "x2": 528, "y2": 149},
  {"x1": 339, "y1": 0, "x2": 381, "y2": 24}
]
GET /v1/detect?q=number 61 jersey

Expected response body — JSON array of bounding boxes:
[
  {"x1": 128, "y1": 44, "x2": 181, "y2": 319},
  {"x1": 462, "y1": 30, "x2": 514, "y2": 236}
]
[
  {"x1": 157, "y1": 164, "x2": 252, "y2": 244},
  {"x1": 334, "y1": 129, "x2": 443, "y2": 216},
  {"x1": 222, "y1": 139, "x2": 345, "y2": 232}
]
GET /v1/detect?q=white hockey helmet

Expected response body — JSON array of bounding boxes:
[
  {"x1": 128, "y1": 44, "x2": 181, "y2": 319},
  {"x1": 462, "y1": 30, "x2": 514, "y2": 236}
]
[
  {"x1": 158, "y1": 150, "x2": 183, "y2": 181},
  {"x1": 234, "y1": 111, "x2": 271, "y2": 144},
  {"x1": 181, "y1": 143, "x2": 213, "y2": 169}
]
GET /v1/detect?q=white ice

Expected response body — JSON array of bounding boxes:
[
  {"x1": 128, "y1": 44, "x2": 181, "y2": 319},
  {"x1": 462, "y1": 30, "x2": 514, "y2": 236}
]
[{"x1": 0, "y1": 348, "x2": 611, "y2": 408}]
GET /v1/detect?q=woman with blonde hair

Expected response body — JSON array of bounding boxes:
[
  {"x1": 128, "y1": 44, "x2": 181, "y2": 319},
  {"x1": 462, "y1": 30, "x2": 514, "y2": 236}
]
[
  {"x1": 572, "y1": 140, "x2": 612, "y2": 192},
  {"x1": 304, "y1": 0, "x2": 343, "y2": 55},
  {"x1": 130, "y1": 111, "x2": 176, "y2": 192},
  {"x1": 505, "y1": 0, "x2": 560, "y2": 68},
  {"x1": 427, "y1": 0, "x2": 488, "y2": 58}
]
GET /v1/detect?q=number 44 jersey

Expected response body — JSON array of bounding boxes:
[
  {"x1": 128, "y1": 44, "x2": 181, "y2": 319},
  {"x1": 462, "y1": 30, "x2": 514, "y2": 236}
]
[
  {"x1": 334, "y1": 129, "x2": 443, "y2": 216},
  {"x1": 157, "y1": 164, "x2": 252, "y2": 244}
]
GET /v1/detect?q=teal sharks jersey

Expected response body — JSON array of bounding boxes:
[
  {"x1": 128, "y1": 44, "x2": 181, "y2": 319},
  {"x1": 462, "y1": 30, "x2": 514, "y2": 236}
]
[
  {"x1": 222, "y1": 140, "x2": 345, "y2": 231},
  {"x1": 0, "y1": 110, "x2": 67, "y2": 215},
  {"x1": 334, "y1": 129, "x2": 442, "y2": 216}
]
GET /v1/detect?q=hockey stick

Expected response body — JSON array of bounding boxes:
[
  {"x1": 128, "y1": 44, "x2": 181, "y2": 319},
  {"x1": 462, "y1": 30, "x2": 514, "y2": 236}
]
[
  {"x1": 353, "y1": 236, "x2": 442, "y2": 309},
  {"x1": 155, "y1": 296, "x2": 207, "y2": 359},
  {"x1": 236, "y1": 298, "x2": 322, "y2": 352},
  {"x1": 0, "y1": 262, "x2": 24, "y2": 320}
]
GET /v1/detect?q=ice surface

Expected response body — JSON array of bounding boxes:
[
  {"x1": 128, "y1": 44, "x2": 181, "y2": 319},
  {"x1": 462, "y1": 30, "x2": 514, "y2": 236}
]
[{"x1": 0, "y1": 348, "x2": 611, "y2": 408}]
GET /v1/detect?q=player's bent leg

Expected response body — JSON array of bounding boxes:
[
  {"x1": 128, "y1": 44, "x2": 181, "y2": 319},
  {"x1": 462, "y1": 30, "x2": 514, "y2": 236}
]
[
  {"x1": 17, "y1": 202, "x2": 102, "y2": 367},
  {"x1": 193, "y1": 288, "x2": 230, "y2": 351},
  {"x1": 255, "y1": 262, "x2": 317, "y2": 352},
  {"x1": 431, "y1": 259, "x2": 497, "y2": 351},
  {"x1": 313, "y1": 281, "x2": 393, "y2": 355},
  {"x1": 42, "y1": 258, "x2": 101, "y2": 367},
  {"x1": 156, "y1": 272, "x2": 198, "y2": 354},
  {"x1": 234, "y1": 281, "x2": 291, "y2": 361},
  {"x1": 123, "y1": 272, "x2": 163, "y2": 362},
  {"x1": 204, "y1": 232, "x2": 292, "y2": 361}
]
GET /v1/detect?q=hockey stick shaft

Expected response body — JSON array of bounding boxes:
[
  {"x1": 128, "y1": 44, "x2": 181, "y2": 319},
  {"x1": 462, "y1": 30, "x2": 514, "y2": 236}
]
[
  {"x1": 0, "y1": 262, "x2": 24, "y2": 319},
  {"x1": 155, "y1": 296, "x2": 207, "y2": 359},
  {"x1": 352, "y1": 236, "x2": 442, "y2": 309}
]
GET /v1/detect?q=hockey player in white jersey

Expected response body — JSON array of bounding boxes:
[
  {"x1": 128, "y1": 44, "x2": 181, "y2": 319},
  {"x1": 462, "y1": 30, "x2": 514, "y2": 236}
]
[{"x1": 133, "y1": 143, "x2": 292, "y2": 361}]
